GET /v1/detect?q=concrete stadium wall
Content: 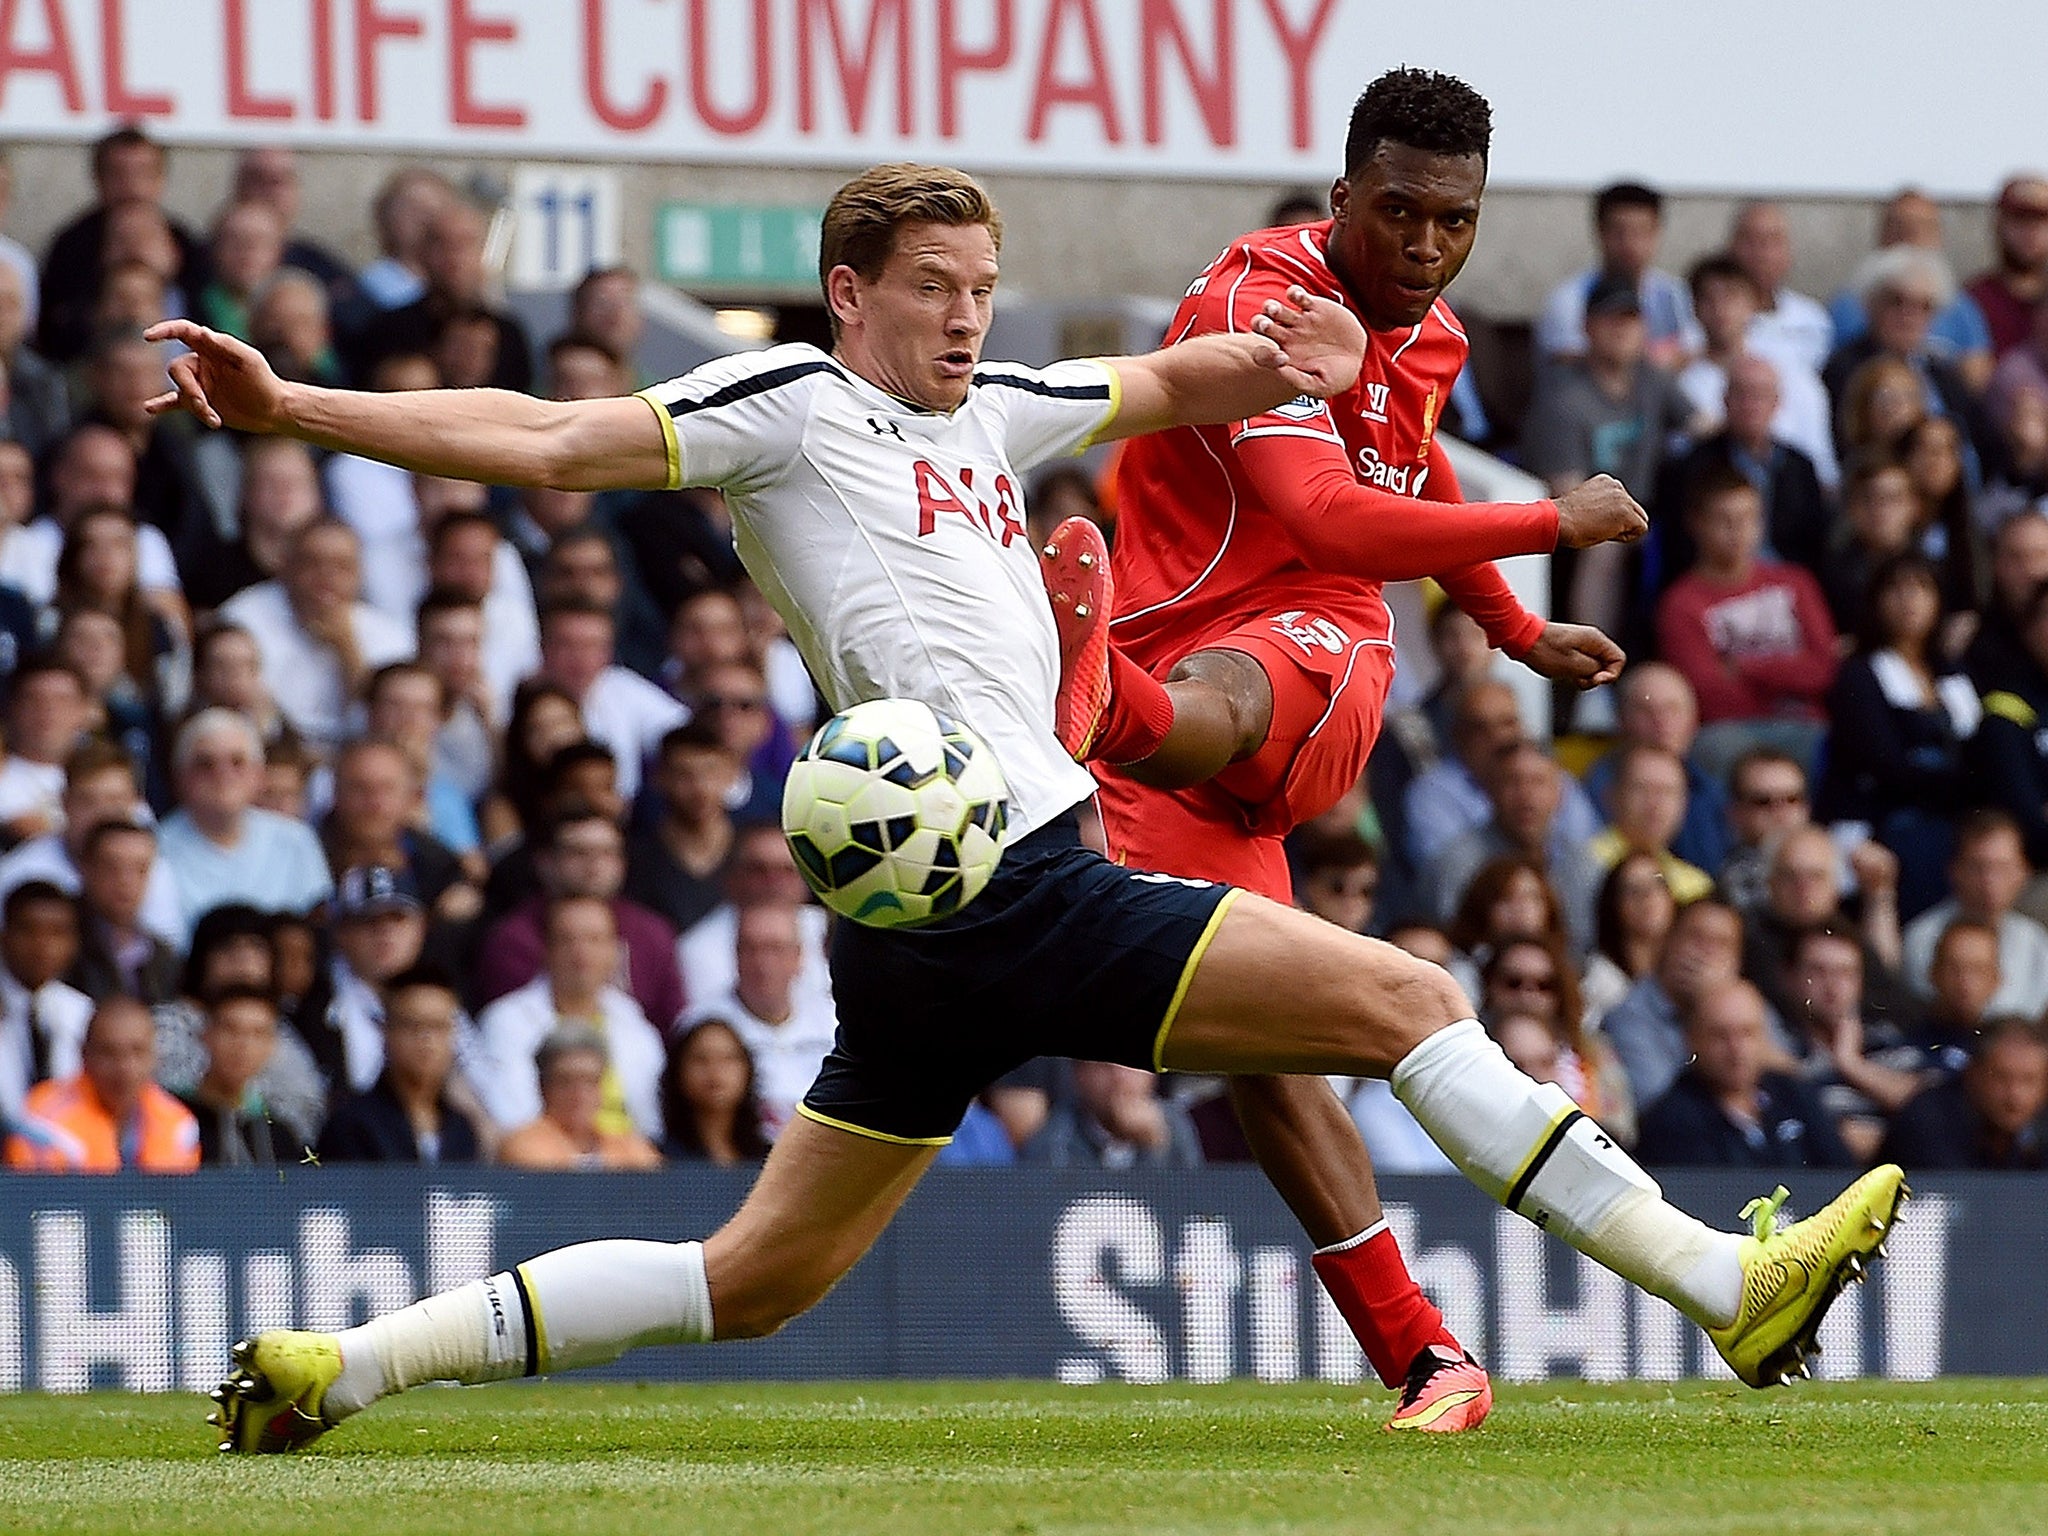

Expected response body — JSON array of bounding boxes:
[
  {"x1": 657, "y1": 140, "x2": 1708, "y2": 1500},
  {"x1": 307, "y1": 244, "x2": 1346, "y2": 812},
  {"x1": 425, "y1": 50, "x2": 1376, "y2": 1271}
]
[{"x1": 0, "y1": 141, "x2": 2003, "y2": 320}]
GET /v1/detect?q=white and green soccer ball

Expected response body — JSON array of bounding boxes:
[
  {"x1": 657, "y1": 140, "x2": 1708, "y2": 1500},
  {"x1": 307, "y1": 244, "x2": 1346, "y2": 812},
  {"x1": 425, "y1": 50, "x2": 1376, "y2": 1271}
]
[{"x1": 781, "y1": 698, "x2": 1011, "y2": 929}]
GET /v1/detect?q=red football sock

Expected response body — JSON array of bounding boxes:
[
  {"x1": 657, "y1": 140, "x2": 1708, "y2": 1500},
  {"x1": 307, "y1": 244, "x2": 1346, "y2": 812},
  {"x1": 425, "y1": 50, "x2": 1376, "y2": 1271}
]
[
  {"x1": 1092, "y1": 647, "x2": 1176, "y2": 765},
  {"x1": 1311, "y1": 1223, "x2": 1462, "y2": 1390}
]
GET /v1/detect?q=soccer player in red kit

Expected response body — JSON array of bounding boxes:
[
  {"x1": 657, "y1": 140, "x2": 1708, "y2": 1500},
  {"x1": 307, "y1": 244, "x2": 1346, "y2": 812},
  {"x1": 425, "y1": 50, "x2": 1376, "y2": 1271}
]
[{"x1": 1047, "y1": 69, "x2": 1649, "y2": 1432}]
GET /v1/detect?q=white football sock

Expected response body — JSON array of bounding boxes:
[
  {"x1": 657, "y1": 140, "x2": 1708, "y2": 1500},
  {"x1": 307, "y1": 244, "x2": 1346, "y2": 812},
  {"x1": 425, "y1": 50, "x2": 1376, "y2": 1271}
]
[
  {"x1": 1392, "y1": 1020, "x2": 1743, "y2": 1326},
  {"x1": 327, "y1": 1240, "x2": 714, "y2": 1418}
]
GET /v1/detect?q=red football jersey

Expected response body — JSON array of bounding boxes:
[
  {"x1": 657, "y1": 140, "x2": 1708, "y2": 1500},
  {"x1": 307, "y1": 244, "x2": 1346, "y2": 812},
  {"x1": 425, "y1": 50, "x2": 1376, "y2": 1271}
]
[{"x1": 1110, "y1": 220, "x2": 1547, "y2": 670}]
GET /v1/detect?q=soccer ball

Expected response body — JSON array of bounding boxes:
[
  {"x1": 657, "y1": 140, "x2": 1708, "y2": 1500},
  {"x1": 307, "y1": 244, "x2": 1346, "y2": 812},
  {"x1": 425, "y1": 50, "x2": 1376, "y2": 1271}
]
[{"x1": 782, "y1": 698, "x2": 1011, "y2": 929}]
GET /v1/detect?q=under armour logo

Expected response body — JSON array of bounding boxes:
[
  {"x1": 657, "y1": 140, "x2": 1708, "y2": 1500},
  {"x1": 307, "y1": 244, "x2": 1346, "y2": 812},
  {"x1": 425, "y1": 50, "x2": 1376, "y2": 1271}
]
[{"x1": 868, "y1": 416, "x2": 905, "y2": 440}]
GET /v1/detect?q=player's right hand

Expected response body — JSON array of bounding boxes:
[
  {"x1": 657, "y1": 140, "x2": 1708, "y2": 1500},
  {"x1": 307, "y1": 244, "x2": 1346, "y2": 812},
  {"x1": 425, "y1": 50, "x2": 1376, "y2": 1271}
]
[
  {"x1": 142, "y1": 320, "x2": 291, "y2": 434},
  {"x1": 1553, "y1": 475, "x2": 1649, "y2": 548}
]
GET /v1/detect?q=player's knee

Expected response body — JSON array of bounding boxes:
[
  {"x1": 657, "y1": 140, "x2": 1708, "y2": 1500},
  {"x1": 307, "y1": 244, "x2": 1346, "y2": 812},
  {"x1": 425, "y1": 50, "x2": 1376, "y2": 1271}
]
[{"x1": 1375, "y1": 953, "x2": 1475, "y2": 1059}]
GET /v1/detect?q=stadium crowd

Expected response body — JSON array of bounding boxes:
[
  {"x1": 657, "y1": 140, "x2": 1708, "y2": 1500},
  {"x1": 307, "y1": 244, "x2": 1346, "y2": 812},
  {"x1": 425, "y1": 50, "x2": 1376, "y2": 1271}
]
[{"x1": 0, "y1": 128, "x2": 2044, "y2": 1176}]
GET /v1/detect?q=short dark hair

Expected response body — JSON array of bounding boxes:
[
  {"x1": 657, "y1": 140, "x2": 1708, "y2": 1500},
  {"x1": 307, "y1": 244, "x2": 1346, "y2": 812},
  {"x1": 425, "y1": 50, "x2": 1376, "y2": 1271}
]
[
  {"x1": 92, "y1": 124, "x2": 162, "y2": 178},
  {"x1": 8, "y1": 655, "x2": 87, "y2": 704},
  {"x1": 180, "y1": 903, "x2": 275, "y2": 1001},
  {"x1": 1595, "y1": 181, "x2": 1664, "y2": 225},
  {"x1": 1684, "y1": 462, "x2": 1760, "y2": 523},
  {"x1": 659, "y1": 717, "x2": 733, "y2": 761},
  {"x1": 383, "y1": 959, "x2": 458, "y2": 1000},
  {"x1": 543, "y1": 740, "x2": 617, "y2": 796},
  {"x1": 1842, "y1": 451, "x2": 1912, "y2": 505},
  {"x1": 543, "y1": 796, "x2": 620, "y2": 848},
  {"x1": 539, "y1": 595, "x2": 614, "y2": 631},
  {"x1": 1729, "y1": 746, "x2": 1805, "y2": 797},
  {"x1": 64, "y1": 736, "x2": 140, "y2": 791},
  {"x1": 547, "y1": 330, "x2": 622, "y2": 369},
  {"x1": 1973, "y1": 1015, "x2": 2048, "y2": 1062},
  {"x1": 2, "y1": 879, "x2": 75, "y2": 927},
  {"x1": 1933, "y1": 916, "x2": 2000, "y2": 963},
  {"x1": 1688, "y1": 253, "x2": 1760, "y2": 304},
  {"x1": 416, "y1": 585, "x2": 484, "y2": 633},
  {"x1": 1343, "y1": 68, "x2": 1491, "y2": 177},
  {"x1": 570, "y1": 266, "x2": 635, "y2": 310},
  {"x1": 1954, "y1": 807, "x2": 2026, "y2": 858},
  {"x1": 426, "y1": 510, "x2": 496, "y2": 558},
  {"x1": 1790, "y1": 922, "x2": 1861, "y2": 967},
  {"x1": 203, "y1": 983, "x2": 279, "y2": 1022},
  {"x1": 1291, "y1": 825, "x2": 1376, "y2": 879},
  {"x1": 78, "y1": 816, "x2": 153, "y2": 863},
  {"x1": 365, "y1": 659, "x2": 444, "y2": 711}
]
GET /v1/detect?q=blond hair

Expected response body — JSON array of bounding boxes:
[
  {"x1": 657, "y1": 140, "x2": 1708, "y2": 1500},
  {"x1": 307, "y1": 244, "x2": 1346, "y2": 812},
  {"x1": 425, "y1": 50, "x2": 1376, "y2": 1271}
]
[{"x1": 818, "y1": 164, "x2": 1003, "y2": 336}]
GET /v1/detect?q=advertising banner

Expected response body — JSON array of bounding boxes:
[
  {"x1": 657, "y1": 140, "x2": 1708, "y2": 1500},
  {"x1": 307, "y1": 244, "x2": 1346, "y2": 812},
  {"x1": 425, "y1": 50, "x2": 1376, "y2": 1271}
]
[
  {"x1": 0, "y1": 1, "x2": 2036, "y2": 194},
  {"x1": 0, "y1": 1167, "x2": 2018, "y2": 1393}
]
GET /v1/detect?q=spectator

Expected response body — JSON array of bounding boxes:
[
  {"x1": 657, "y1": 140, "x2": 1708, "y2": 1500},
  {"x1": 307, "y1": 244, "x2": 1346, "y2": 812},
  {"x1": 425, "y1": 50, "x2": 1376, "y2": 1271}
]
[
  {"x1": 479, "y1": 680, "x2": 586, "y2": 850},
  {"x1": 1713, "y1": 746, "x2": 1813, "y2": 916},
  {"x1": 37, "y1": 127, "x2": 201, "y2": 364},
  {"x1": 1957, "y1": 512, "x2": 2048, "y2": 692},
  {"x1": 350, "y1": 197, "x2": 533, "y2": 392},
  {"x1": 1582, "y1": 850, "x2": 1677, "y2": 1027},
  {"x1": 6, "y1": 994, "x2": 198, "y2": 1170},
  {"x1": 1656, "y1": 467, "x2": 1838, "y2": 781},
  {"x1": 498, "y1": 1025, "x2": 663, "y2": 1170},
  {"x1": 661, "y1": 585, "x2": 751, "y2": 701},
  {"x1": 8, "y1": 426, "x2": 172, "y2": 614},
  {"x1": 1445, "y1": 855, "x2": 1574, "y2": 987},
  {"x1": 1965, "y1": 176, "x2": 2048, "y2": 358},
  {"x1": 1290, "y1": 825, "x2": 1378, "y2": 935},
  {"x1": 678, "y1": 821, "x2": 835, "y2": 1011},
  {"x1": 627, "y1": 721, "x2": 742, "y2": 934},
  {"x1": 1908, "y1": 919, "x2": 2004, "y2": 1078},
  {"x1": 54, "y1": 507, "x2": 188, "y2": 716},
  {"x1": 1834, "y1": 355, "x2": 1926, "y2": 470},
  {"x1": 315, "y1": 963, "x2": 481, "y2": 1163},
  {"x1": 1523, "y1": 274, "x2": 1696, "y2": 635},
  {"x1": 681, "y1": 901, "x2": 836, "y2": 1140},
  {"x1": 1024, "y1": 462, "x2": 1103, "y2": 556},
  {"x1": 1582, "y1": 663, "x2": 1729, "y2": 873},
  {"x1": 414, "y1": 588, "x2": 497, "y2": 803},
  {"x1": 568, "y1": 267, "x2": 643, "y2": 377},
  {"x1": 474, "y1": 894, "x2": 666, "y2": 1139},
  {"x1": 302, "y1": 864, "x2": 451, "y2": 1097},
  {"x1": 176, "y1": 985, "x2": 309, "y2": 1166},
  {"x1": 248, "y1": 267, "x2": 344, "y2": 388},
  {"x1": 546, "y1": 332, "x2": 629, "y2": 401},
  {"x1": 1827, "y1": 191, "x2": 1994, "y2": 389},
  {"x1": 1900, "y1": 810, "x2": 2048, "y2": 1019},
  {"x1": 682, "y1": 657, "x2": 792, "y2": 821},
  {"x1": 1403, "y1": 677, "x2": 1597, "y2": 869},
  {"x1": 81, "y1": 329, "x2": 216, "y2": 550},
  {"x1": 421, "y1": 509, "x2": 542, "y2": 718},
  {"x1": 1881, "y1": 1017, "x2": 2048, "y2": 1170},
  {"x1": 1423, "y1": 739, "x2": 1604, "y2": 952},
  {"x1": 1819, "y1": 456, "x2": 1923, "y2": 634},
  {"x1": 0, "y1": 658, "x2": 92, "y2": 843},
  {"x1": 1587, "y1": 743, "x2": 1714, "y2": 904},
  {"x1": 1674, "y1": 256, "x2": 1837, "y2": 491},
  {"x1": 360, "y1": 664, "x2": 483, "y2": 866},
  {"x1": 0, "y1": 737, "x2": 183, "y2": 940},
  {"x1": 1024, "y1": 1059, "x2": 1203, "y2": 1168},
  {"x1": 182, "y1": 437, "x2": 326, "y2": 612},
  {"x1": 0, "y1": 439, "x2": 38, "y2": 601},
  {"x1": 195, "y1": 201, "x2": 286, "y2": 342},
  {"x1": 659, "y1": 1016, "x2": 771, "y2": 1164},
  {"x1": 1824, "y1": 247, "x2": 1994, "y2": 463},
  {"x1": 476, "y1": 805, "x2": 683, "y2": 1025},
  {"x1": 1477, "y1": 934, "x2": 1631, "y2": 1137},
  {"x1": 158, "y1": 710, "x2": 332, "y2": 941},
  {"x1": 1658, "y1": 352, "x2": 1834, "y2": 604},
  {"x1": 1782, "y1": 925, "x2": 1926, "y2": 1162},
  {"x1": 1820, "y1": 552, "x2": 1981, "y2": 913},
  {"x1": 537, "y1": 524, "x2": 665, "y2": 682},
  {"x1": 186, "y1": 623, "x2": 290, "y2": 744},
  {"x1": 1972, "y1": 583, "x2": 2048, "y2": 866},
  {"x1": 231, "y1": 147, "x2": 355, "y2": 299},
  {"x1": 1728, "y1": 200, "x2": 1835, "y2": 373},
  {"x1": 1535, "y1": 181, "x2": 1702, "y2": 366},
  {"x1": 1743, "y1": 823, "x2": 1908, "y2": 1028},
  {"x1": 67, "y1": 819, "x2": 177, "y2": 1006},
  {"x1": 0, "y1": 880, "x2": 89, "y2": 1127},
  {"x1": 319, "y1": 737, "x2": 476, "y2": 922},
  {"x1": 0, "y1": 256, "x2": 66, "y2": 457},
  {"x1": 1634, "y1": 979, "x2": 1852, "y2": 1169},
  {"x1": 1898, "y1": 415, "x2": 1983, "y2": 613},
  {"x1": 538, "y1": 598, "x2": 687, "y2": 801},
  {"x1": 218, "y1": 518, "x2": 414, "y2": 751},
  {"x1": 1603, "y1": 895, "x2": 1768, "y2": 1109},
  {"x1": 354, "y1": 168, "x2": 456, "y2": 314},
  {"x1": 151, "y1": 902, "x2": 323, "y2": 1142}
]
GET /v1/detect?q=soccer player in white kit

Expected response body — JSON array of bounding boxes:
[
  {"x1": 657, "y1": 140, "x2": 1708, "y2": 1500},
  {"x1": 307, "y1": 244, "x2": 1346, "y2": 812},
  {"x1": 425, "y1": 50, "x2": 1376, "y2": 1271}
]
[{"x1": 144, "y1": 164, "x2": 1903, "y2": 1453}]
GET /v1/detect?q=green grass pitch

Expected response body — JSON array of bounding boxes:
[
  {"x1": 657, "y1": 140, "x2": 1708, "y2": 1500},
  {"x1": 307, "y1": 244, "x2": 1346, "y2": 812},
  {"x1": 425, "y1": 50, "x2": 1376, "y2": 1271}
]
[{"x1": 2, "y1": 1379, "x2": 2045, "y2": 1535}]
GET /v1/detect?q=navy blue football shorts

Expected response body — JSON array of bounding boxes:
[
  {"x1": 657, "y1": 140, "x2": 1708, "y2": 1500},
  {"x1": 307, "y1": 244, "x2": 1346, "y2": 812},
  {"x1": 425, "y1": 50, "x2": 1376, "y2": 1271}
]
[{"x1": 798, "y1": 806, "x2": 1242, "y2": 1145}]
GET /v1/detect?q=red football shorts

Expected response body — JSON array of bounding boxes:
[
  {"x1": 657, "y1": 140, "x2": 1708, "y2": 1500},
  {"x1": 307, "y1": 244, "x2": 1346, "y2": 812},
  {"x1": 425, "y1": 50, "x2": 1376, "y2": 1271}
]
[{"x1": 1095, "y1": 608, "x2": 1396, "y2": 904}]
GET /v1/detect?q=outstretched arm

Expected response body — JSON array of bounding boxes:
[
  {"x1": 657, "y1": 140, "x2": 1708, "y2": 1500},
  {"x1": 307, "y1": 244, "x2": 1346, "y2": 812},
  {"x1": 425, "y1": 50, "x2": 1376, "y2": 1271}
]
[
  {"x1": 144, "y1": 320, "x2": 672, "y2": 492},
  {"x1": 1094, "y1": 286, "x2": 1365, "y2": 441}
]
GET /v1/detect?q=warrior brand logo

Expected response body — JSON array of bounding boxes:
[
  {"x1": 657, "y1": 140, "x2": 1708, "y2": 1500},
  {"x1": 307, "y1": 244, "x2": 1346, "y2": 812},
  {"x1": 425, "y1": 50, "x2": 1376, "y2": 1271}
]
[
  {"x1": 1355, "y1": 445, "x2": 1429, "y2": 497},
  {"x1": 1361, "y1": 381, "x2": 1391, "y2": 422}
]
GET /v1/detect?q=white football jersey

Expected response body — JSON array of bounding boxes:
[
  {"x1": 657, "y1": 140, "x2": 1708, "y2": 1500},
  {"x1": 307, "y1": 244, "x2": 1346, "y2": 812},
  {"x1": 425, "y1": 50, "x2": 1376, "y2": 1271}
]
[{"x1": 638, "y1": 343, "x2": 1118, "y2": 837}]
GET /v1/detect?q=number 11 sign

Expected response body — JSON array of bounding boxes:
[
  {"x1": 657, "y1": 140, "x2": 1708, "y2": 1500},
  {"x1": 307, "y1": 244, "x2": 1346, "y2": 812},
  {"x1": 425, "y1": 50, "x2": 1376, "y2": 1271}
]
[{"x1": 509, "y1": 165, "x2": 624, "y2": 292}]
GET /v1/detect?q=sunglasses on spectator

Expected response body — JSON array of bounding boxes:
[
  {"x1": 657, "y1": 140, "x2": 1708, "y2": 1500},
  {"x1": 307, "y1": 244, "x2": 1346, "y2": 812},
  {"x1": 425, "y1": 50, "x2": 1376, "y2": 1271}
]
[
  {"x1": 1739, "y1": 789, "x2": 1806, "y2": 808},
  {"x1": 700, "y1": 694, "x2": 766, "y2": 712},
  {"x1": 1497, "y1": 970, "x2": 1558, "y2": 993}
]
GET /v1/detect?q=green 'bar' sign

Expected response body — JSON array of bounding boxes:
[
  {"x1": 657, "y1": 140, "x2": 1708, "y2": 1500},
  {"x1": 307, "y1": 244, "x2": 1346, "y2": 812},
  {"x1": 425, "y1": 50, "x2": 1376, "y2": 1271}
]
[{"x1": 656, "y1": 204, "x2": 825, "y2": 290}]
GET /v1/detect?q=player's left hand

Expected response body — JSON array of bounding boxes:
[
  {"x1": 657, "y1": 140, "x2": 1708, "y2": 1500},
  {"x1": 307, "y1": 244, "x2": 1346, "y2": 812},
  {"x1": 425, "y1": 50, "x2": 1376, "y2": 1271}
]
[
  {"x1": 1249, "y1": 286, "x2": 1366, "y2": 399},
  {"x1": 1519, "y1": 622, "x2": 1625, "y2": 690}
]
